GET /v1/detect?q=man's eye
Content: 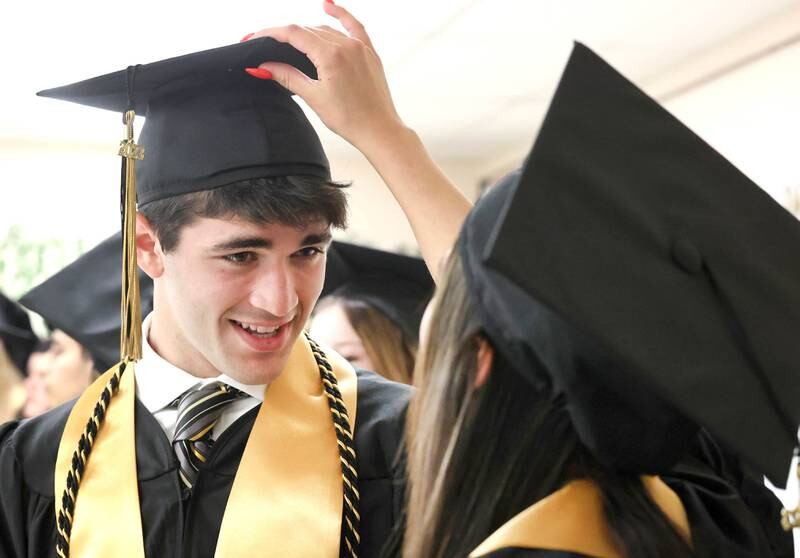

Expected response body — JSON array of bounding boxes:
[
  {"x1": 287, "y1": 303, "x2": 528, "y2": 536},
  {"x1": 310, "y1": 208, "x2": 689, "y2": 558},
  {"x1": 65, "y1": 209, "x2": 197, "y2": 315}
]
[
  {"x1": 223, "y1": 252, "x2": 255, "y2": 264},
  {"x1": 294, "y1": 246, "x2": 324, "y2": 259}
]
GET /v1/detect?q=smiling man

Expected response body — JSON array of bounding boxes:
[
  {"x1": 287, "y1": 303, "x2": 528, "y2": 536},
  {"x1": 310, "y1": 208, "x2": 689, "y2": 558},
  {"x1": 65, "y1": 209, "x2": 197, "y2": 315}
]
[{"x1": 0, "y1": 40, "x2": 409, "y2": 558}]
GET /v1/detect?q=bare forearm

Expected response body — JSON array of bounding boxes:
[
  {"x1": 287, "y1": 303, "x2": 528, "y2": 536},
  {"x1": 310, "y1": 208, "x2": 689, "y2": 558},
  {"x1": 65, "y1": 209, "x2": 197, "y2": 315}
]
[{"x1": 358, "y1": 123, "x2": 472, "y2": 283}]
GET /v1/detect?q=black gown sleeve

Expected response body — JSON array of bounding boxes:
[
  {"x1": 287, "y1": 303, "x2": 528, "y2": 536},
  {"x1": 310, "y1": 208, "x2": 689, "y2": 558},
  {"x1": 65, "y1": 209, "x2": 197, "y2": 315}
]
[
  {"x1": 0, "y1": 420, "x2": 27, "y2": 558},
  {"x1": 0, "y1": 404, "x2": 73, "y2": 558},
  {"x1": 352, "y1": 369, "x2": 411, "y2": 558}
]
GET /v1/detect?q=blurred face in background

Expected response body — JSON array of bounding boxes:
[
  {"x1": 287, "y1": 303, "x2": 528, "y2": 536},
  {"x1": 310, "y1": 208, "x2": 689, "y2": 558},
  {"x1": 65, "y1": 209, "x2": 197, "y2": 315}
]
[
  {"x1": 311, "y1": 300, "x2": 374, "y2": 371},
  {"x1": 311, "y1": 296, "x2": 417, "y2": 384},
  {"x1": 22, "y1": 347, "x2": 54, "y2": 418},
  {"x1": 46, "y1": 330, "x2": 95, "y2": 407}
]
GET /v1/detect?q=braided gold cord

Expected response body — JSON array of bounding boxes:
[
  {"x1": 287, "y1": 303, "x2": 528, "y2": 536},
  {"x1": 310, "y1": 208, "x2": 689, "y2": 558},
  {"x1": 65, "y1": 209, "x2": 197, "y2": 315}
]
[
  {"x1": 307, "y1": 333, "x2": 362, "y2": 558},
  {"x1": 55, "y1": 364, "x2": 127, "y2": 558}
]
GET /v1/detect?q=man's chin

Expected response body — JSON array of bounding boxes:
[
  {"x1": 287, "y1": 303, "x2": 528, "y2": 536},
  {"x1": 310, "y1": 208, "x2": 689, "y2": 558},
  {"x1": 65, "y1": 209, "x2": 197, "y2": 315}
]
[{"x1": 225, "y1": 350, "x2": 293, "y2": 386}]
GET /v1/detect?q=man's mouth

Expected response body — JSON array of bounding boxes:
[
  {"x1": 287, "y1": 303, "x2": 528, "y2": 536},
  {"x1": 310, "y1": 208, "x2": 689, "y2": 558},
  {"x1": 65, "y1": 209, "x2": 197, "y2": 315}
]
[{"x1": 231, "y1": 319, "x2": 286, "y2": 338}]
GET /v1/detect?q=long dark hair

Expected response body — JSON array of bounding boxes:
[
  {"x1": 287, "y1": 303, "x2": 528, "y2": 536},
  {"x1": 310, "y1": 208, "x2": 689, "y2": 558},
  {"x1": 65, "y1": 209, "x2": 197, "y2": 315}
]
[{"x1": 403, "y1": 252, "x2": 693, "y2": 558}]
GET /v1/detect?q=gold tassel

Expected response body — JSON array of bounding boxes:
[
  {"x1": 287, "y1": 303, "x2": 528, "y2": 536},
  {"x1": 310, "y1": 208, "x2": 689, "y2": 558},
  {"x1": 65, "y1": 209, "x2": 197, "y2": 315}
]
[{"x1": 118, "y1": 110, "x2": 144, "y2": 363}]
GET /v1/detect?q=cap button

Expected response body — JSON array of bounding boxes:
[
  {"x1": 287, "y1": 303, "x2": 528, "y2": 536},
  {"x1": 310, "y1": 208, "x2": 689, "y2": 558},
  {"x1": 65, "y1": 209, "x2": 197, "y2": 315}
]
[{"x1": 671, "y1": 237, "x2": 703, "y2": 275}]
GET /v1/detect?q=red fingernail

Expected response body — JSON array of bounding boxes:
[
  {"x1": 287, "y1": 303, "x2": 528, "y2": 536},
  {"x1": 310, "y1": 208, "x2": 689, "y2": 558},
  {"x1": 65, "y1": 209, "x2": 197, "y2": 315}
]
[
  {"x1": 240, "y1": 32, "x2": 254, "y2": 42},
  {"x1": 325, "y1": 0, "x2": 335, "y2": 4},
  {"x1": 245, "y1": 67, "x2": 273, "y2": 80}
]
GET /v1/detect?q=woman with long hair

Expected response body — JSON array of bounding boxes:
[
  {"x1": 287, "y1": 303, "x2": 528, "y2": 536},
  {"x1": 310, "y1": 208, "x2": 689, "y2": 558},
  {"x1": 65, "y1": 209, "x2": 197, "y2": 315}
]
[
  {"x1": 253, "y1": 5, "x2": 793, "y2": 556},
  {"x1": 404, "y1": 249, "x2": 696, "y2": 558},
  {"x1": 395, "y1": 45, "x2": 795, "y2": 556}
]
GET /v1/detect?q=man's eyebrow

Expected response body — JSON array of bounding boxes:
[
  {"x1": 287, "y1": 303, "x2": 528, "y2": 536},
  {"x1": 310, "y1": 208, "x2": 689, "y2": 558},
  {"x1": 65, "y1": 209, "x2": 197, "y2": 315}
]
[
  {"x1": 211, "y1": 236, "x2": 272, "y2": 251},
  {"x1": 301, "y1": 230, "x2": 333, "y2": 246}
]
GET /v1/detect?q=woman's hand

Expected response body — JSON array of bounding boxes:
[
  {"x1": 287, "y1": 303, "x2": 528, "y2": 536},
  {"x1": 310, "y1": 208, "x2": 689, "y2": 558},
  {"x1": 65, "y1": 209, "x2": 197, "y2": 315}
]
[
  {"x1": 247, "y1": 1, "x2": 405, "y2": 155},
  {"x1": 245, "y1": 2, "x2": 472, "y2": 283}
]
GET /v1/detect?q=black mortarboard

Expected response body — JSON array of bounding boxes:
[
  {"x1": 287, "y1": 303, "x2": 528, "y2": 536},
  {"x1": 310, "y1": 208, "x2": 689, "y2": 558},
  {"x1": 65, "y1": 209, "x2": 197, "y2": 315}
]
[
  {"x1": 462, "y1": 43, "x2": 800, "y2": 487},
  {"x1": 0, "y1": 291, "x2": 38, "y2": 373},
  {"x1": 322, "y1": 242, "x2": 434, "y2": 342},
  {"x1": 37, "y1": 38, "x2": 330, "y2": 205},
  {"x1": 20, "y1": 233, "x2": 155, "y2": 372}
]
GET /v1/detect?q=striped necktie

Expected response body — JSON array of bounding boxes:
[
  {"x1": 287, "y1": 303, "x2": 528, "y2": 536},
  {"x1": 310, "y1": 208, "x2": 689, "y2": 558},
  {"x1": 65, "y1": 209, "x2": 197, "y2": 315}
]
[{"x1": 172, "y1": 381, "x2": 246, "y2": 490}]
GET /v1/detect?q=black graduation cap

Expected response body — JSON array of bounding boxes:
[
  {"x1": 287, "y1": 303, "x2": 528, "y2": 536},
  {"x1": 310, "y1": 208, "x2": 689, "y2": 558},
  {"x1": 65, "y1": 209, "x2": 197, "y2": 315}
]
[
  {"x1": 0, "y1": 291, "x2": 38, "y2": 373},
  {"x1": 322, "y1": 242, "x2": 434, "y2": 342},
  {"x1": 20, "y1": 233, "x2": 155, "y2": 372},
  {"x1": 462, "y1": 42, "x2": 800, "y2": 487},
  {"x1": 37, "y1": 38, "x2": 330, "y2": 205}
]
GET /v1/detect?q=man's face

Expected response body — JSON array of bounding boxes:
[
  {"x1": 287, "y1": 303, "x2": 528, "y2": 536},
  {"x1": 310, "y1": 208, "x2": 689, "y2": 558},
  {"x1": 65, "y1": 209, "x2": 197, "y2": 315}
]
[{"x1": 148, "y1": 216, "x2": 331, "y2": 385}]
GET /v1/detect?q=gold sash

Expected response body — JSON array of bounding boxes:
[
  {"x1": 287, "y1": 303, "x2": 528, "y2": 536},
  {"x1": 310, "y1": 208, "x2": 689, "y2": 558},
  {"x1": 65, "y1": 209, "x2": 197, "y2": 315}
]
[
  {"x1": 55, "y1": 334, "x2": 357, "y2": 557},
  {"x1": 469, "y1": 477, "x2": 691, "y2": 558}
]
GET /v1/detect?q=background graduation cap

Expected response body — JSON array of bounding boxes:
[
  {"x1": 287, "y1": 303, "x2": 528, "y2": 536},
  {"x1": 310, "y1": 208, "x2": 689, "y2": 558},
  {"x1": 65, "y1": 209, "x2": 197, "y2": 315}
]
[
  {"x1": 0, "y1": 291, "x2": 38, "y2": 373},
  {"x1": 462, "y1": 42, "x2": 800, "y2": 488},
  {"x1": 20, "y1": 233, "x2": 155, "y2": 372},
  {"x1": 322, "y1": 241, "x2": 434, "y2": 342}
]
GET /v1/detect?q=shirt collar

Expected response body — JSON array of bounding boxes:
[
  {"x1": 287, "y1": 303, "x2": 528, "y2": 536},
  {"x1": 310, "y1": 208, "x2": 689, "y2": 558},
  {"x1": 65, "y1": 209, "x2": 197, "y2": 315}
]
[{"x1": 135, "y1": 313, "x2": 266, "y2": 413}]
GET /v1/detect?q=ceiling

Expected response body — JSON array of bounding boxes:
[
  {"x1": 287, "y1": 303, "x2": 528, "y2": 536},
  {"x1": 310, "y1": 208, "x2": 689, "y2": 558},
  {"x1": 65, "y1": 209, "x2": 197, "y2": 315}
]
[
  {"x1": 0, "y1": 0, "x2": 797, "y2": 252},
  {"x1": 1, "y1": 0, "x2": 795, "y2": 162}
]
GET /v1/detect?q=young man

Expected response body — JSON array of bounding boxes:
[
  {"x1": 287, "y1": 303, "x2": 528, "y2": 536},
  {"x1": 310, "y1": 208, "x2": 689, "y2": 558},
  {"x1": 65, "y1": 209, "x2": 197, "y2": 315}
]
[{"x1": 0, "y1": 39, "x2": 415, "y2": 558}]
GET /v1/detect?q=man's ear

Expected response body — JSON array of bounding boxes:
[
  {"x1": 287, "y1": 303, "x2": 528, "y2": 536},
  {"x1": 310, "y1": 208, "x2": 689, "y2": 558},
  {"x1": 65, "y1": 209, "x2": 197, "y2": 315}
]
[
  {"x1": 136, "y1": 213, "x2": 164, "y2": 278},
  {"x1": 474, "y1": 336, "x2": 494, "y2": 389}
]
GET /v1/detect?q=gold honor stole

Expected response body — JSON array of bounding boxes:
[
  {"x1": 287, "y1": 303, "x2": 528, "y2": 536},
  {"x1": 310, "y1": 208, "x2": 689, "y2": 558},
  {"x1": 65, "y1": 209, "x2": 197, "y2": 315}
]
[
  {"x1": 470, "y1": 477, "x2": 691, "y2": 558},
  {"x1": 55, "y1": 334, "x2": 357, "y2": 557}
]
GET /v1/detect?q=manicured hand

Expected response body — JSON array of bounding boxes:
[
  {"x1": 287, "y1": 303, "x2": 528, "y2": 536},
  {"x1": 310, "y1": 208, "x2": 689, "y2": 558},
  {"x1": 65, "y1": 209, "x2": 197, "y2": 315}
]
[{"x1": 245, "y1": 1, "x2": 405, "y2": 153}]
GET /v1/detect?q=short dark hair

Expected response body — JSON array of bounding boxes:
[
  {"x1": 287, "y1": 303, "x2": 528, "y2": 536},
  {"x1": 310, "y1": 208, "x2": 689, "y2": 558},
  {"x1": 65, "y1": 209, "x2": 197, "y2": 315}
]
[{"x1": 139, "y1": 175, "x2": 349, "y2": 252}]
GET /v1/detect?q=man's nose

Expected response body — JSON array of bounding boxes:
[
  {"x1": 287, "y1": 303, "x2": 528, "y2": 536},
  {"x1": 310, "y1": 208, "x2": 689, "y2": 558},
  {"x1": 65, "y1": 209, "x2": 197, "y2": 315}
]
[{"x1": 249, "y1": 264, "x2": 299, "y2": 318}]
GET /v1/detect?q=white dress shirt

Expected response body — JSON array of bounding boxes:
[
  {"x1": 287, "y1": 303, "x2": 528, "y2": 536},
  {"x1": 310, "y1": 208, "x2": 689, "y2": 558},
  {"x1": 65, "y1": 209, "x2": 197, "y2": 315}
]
[{"x1": 135, "y1": 313, "x2": 265, "y2": 441}]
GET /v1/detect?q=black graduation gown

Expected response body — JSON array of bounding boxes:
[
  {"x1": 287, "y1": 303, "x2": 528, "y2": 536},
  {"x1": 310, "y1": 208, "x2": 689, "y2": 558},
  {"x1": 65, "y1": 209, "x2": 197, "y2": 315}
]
[
  {"x1": 472, "y1": 431, "x2": 793, "y2": 558},
  {"x1": 0, "y1": 369, "x2": 409, "y2": 558}
]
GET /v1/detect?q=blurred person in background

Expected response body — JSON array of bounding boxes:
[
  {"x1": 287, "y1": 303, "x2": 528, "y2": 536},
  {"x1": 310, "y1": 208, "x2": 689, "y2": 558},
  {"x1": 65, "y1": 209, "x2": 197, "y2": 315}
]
[
  {"x1": 21, "y1": 339, "x2": 53, "y2": 419},
  {"x1": 42, "y1": 329, "x2": 96, "y2": 408},
  {"x1": 311, "y1": 242, "x2": 432, "y2": 384},
  {"x1": 19, "y1": 233, "x2": 155, "y2": 412},
  {"x1": 0, "y1": 292, "x2": 37, "y2": 422}
]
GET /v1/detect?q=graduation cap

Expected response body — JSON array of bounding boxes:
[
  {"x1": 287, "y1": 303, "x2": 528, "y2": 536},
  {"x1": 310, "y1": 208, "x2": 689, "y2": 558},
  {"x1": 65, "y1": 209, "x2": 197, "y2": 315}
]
[
  {"x1": 460, "y1": 42, "x2": 800, "y2": 488},
  {"x1": 20, "y1": 233, "x2": 155, "y2": 372},
  {"x1": 0, "y1": 291, "x2": 38, "y2": 373},
  {"x1": 38, "y1": 38, "x2": 330, "y2": 205},
  {"x1": 322, "y1": 242, "x2": 434, "y2": 341},
  {"x1": 38, "y1": 39, "x2": 329, "y2": 367}
]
